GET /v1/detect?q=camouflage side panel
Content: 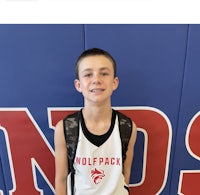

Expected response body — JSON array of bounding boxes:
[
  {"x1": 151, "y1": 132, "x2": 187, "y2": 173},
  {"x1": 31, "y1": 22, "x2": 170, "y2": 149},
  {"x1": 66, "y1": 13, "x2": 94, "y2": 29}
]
[
  {"x1": 116, "y1": 111, "x2": 133, "y2": 164},
  {"x1": 63, "y1": 111, "x2": 80, "y2": 174}
]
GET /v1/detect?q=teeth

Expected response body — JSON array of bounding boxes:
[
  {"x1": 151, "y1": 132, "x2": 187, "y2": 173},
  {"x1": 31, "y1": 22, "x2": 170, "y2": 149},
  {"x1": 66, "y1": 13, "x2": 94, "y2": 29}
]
[{"x1": 91, "y1": 89, "x2": 103, "y2": 92}]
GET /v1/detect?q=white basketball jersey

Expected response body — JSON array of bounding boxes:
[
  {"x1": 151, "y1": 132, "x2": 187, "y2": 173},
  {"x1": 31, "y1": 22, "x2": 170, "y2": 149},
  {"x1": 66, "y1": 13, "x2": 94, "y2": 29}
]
[{"x1": 67, "y1": 115, "x2": 129, "y2": 195}]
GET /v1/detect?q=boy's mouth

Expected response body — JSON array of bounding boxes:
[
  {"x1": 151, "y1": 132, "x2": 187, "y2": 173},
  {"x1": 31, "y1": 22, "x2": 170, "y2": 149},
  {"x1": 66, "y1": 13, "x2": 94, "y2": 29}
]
[{"x1": 90, "y1": 88, "x2": 104, "y2": 93}]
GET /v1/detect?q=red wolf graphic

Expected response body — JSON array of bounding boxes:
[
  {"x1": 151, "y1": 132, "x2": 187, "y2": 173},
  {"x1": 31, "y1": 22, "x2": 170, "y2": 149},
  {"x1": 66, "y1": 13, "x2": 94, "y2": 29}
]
[{"x1": 91, "y1": 168, "x2": 105, "y2": 184}]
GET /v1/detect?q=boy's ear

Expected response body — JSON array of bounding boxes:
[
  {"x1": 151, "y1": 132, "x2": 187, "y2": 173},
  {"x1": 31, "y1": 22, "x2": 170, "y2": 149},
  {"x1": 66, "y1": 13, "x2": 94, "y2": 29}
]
[
  {"x1": 74, "y1": 79, "x2": 82, "y2": 93},
  {"x1": 113, "y1": 77, "x2": 119, "y2": 91}
]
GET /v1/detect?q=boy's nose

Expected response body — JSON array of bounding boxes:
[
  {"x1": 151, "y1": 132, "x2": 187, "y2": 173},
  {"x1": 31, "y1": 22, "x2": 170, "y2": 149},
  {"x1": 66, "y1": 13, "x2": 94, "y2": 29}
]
[{"x1": 92, "y1": 74, "x2": 101, "y2": 84}]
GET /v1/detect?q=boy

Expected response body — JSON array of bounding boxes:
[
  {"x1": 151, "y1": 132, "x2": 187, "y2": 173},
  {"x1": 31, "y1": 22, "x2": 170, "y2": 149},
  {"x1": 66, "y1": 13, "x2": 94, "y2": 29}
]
[{"x1": 54, "y1": 48, "x2": 137, "y2": 195}]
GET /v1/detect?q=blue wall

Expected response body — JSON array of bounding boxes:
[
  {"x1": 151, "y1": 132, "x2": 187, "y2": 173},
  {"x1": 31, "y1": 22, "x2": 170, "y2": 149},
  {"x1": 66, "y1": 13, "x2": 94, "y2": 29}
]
[{"x1": 0, "y1": 24, "x2": 200, "y2": 195}]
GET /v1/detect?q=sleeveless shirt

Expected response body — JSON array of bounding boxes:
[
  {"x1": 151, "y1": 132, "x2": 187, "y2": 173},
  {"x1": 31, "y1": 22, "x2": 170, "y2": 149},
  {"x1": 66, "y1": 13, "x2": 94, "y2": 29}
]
[{"x1": 67, "y1": 110, "x2": 129, "y2": 195}]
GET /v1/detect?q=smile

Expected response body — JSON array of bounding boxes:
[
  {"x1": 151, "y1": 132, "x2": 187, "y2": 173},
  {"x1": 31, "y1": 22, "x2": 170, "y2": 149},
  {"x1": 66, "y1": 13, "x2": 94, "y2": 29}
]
[{"x1": 90, "y1": 89, "x2": 105, "y2": 93}]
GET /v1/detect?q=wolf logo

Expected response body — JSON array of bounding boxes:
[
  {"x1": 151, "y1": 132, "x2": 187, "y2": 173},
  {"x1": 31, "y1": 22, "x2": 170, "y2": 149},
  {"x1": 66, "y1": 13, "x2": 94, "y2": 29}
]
[{"x1": 91, "y1": 168, "x2": 105, "y2": 184}]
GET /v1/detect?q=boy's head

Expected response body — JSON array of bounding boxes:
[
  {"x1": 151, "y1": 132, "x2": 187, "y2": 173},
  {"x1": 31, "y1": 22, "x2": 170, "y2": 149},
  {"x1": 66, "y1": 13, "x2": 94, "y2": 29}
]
[{"x1": 75, "y1": 48, "x2": 117, "y2": 80}]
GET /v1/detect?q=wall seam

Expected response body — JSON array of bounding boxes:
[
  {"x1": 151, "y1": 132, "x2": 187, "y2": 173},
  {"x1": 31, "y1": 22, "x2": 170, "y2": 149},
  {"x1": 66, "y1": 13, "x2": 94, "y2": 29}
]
[
  {"x1": 168, "y1": 24, "x2": 190, "y2": 195},
  {"x1": 83, "y1": 24, "x2": 86, "y2": 50}
]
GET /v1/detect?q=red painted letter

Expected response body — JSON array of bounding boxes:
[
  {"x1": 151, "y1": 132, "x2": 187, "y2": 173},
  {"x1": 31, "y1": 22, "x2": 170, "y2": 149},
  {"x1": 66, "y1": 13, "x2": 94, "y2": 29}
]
[
  {"x1": 178, "y1": 111, "x2": 200, "y2": 195},
  {"x1": 0, "y1": 108, "x2": 55, "y2": 195}
]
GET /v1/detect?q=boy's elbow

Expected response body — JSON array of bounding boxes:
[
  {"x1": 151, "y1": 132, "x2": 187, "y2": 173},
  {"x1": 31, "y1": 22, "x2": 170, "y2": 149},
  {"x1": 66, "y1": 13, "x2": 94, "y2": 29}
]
[{"x1": 55, "y1": 175, "x2": 67, "y2": 194}]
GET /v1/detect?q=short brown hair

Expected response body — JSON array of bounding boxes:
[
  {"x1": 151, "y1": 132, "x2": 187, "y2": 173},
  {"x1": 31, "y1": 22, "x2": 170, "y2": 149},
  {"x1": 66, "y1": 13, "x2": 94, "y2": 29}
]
[{"x1": 75, "y1": 48, "x2": 117, "y2": 79}]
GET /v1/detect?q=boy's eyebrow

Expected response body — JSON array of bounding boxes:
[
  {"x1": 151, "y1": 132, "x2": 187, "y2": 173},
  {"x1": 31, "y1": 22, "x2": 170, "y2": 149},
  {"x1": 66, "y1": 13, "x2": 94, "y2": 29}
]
[
  {"x1": 81, "y1": 68, "x2": 92, "y2": 72},
  {"x1": 99, "y1": 67, "x2": 111, "y2": 71},
  {"x1": 81, "y1": 67, "x2": 111, "y2": 73}
]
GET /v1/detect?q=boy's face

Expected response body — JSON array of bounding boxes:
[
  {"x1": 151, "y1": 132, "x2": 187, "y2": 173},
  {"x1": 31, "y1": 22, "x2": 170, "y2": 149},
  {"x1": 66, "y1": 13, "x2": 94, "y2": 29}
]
[{"x1": 74, "y1": 55, "x2": 119, "y2": 105}]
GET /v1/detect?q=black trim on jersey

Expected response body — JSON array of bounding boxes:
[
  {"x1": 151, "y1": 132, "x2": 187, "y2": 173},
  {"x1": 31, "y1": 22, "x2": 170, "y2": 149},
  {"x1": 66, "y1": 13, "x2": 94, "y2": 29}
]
[
  {"x1": 80, "y1": 109, "x2": 116, "y2": 147},
  {"x1": 124, "y1": 185, "x2": 130, "y2": 192}
]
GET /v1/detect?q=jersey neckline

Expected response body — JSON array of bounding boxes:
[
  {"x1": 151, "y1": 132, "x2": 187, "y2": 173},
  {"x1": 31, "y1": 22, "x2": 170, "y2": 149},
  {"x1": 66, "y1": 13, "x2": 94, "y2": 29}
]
[{"x1": 80, "y1": 109, "x2": 116, "y2": 147}]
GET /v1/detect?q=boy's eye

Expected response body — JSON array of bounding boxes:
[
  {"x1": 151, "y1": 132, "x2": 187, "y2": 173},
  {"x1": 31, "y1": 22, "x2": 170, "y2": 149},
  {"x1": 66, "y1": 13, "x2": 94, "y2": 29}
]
[
  {"x1": 83, "y1": 71, "x2": 109, "y2": 78},
  {"x1": 84, "y1": 73, "x2": 92, "y2": 77},
  {"x1": 101, "y1": 72, "x2": 109, "y2": 76}
]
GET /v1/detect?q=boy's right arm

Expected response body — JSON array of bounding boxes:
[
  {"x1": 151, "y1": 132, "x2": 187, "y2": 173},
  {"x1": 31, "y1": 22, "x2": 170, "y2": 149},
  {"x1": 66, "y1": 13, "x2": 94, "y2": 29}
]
[{"x1": 54, "y1": 120, "x2": 68, "y2": 195}]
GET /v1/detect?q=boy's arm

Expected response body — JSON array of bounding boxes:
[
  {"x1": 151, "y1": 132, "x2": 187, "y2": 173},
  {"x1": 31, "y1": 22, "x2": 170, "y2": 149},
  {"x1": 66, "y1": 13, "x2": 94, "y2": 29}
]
[
  {"x1": 123, "y1": 122, "x2": 137, "y2": 185},
  {"x1": 54, "y1": 120, "x2": 68, "y2": 195}
]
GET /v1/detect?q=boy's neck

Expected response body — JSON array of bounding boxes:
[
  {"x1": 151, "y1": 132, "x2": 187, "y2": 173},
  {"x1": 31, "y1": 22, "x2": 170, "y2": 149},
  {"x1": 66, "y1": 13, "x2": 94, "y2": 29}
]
[
  {"x1": 82, "y1": 106, "x2": 113, "y2": 135},
  {"x1": 82, "y1": 105, "x2": 112, "y2": 121}
]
